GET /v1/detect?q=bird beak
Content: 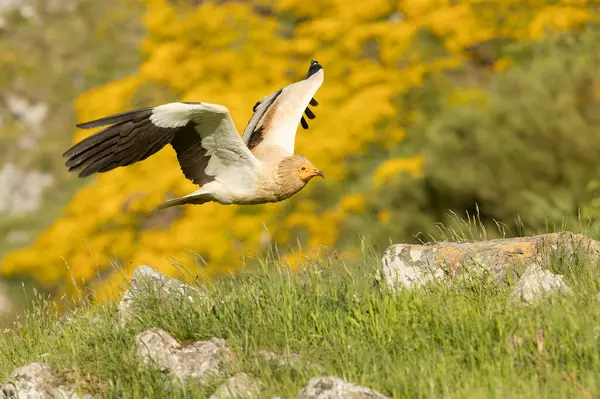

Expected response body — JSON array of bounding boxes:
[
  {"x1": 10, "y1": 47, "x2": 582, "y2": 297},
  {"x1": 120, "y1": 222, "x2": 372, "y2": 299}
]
[{"x1": 315, "y1": 170, "x2": 325, "y2": 179}]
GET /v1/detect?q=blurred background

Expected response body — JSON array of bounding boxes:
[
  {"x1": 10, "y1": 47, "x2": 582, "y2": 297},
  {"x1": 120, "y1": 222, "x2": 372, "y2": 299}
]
[{"x1": 0, "y1": 0, "x2": 599, "y2": 321}]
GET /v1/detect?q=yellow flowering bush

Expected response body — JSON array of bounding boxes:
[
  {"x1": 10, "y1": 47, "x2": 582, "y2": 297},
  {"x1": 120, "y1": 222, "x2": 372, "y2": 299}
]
[{"x1": 2, "y1": 0, "x2": 597, "y2": 299}]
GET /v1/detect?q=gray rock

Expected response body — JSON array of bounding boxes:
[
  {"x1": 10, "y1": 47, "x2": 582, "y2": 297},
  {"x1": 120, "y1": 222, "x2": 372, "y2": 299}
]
[
  {"x1": 381, "y1": 243, "x2": 445, "y2": 290},
  {"x1": 136, "y1": 328, "x2": 180, "y2": 372},
  {"x1": 0, "y1": 363, "x2": 92, "y2": 399},
  {"x1": 5, "y1": 230, "x2": 30, "y2": 245},
  {"x1": 118, "y1": 265, "x2": 210, "y2": 326},
  {"x1": 508, "y1": 263, "x2": 572, "y2": 305},
  {"x1": 0, "y1": 164, "x2": 53, "y2": 215},
  {"x1": 135, "y1": 328, "x2": 234, "y2": 385},
  {"x1": 295, "y1": 376, "x2": 390, "y2": 399},
  {"x1": 0, "y1": 0, "x2": 78, "y2": 16},
  {"x1": 4, "y1": 92, "x2": 48, "y2": 133},
  {"x1": 209, "y1": 373, "x2": 261, "y2": 399},
  {"x1": 382, "y1": 233, "x2": 600, "y2": 291}
]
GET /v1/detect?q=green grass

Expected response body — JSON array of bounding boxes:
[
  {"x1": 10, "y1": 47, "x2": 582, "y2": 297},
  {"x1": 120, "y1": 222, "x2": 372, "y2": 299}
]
[{"x1": 1, "y1": 243, "x2": 600, "y2": 398}]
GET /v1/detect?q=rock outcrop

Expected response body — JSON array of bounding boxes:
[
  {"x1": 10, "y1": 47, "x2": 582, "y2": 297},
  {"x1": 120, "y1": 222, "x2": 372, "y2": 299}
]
[
  {"x1": 381, "y1": 232, "x2": 597, "y2": 291},
  {"x1": 0, "y1": 163, "x2": 53, "y2": 215},
  {"x1": 135, "y1": 328, "x2": 234, "y2": 385},
  {"x1": 0, "y1": 363, "x2": 92, "y2": 399},
  {"x1": 508, "y1": 263, "x2": 572, "y2": 305},
  {"x1": 118, "y1": 265, "x2": 210, "y2": 326},
  {"x1": 209, "y1": 373, "x2": 261, "y2": 399},
  {"x1": 295, "y1": 376, "x2": 390, "y2": 399}
]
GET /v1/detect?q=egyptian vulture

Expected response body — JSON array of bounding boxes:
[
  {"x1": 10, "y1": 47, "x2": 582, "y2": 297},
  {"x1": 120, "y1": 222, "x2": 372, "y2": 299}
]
[{"x1": 63, "y1": 60, "x2": 325, "y2": 211}]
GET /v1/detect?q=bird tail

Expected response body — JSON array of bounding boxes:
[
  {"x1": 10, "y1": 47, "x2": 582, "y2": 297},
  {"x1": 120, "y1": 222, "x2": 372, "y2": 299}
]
[{"x1": 153, "y1": 192, "x2": 212, "y2": 212}]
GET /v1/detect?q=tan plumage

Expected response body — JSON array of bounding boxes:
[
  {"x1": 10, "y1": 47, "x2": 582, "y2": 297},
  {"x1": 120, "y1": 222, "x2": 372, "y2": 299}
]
[{"x1": 62, "y1": 61, "x2": 325, "y2": 211}]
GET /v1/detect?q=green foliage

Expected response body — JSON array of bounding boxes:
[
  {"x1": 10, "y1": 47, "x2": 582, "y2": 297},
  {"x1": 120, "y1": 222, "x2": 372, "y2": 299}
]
[
  {"x1": 2, "y1": 246, "x2": 600, "y2": 398},
  {"x1": 359, "y1": 26, "x2": 600, "y2": 244}
]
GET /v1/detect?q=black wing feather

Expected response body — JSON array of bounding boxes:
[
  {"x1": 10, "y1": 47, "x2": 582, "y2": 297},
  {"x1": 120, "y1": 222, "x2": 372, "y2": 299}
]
[
  {"x1": 304, "y1": 107, "x2": 315, "y2": 119},
  {"x1": 300, "y1": 117, "x2": 309, "y2": 129},
  {"x1": 63, "y1": 106, "x2": 214, "y2": 186},
  {"x1": 75, "y1": 107, "x2": 153, "y2": 129}
]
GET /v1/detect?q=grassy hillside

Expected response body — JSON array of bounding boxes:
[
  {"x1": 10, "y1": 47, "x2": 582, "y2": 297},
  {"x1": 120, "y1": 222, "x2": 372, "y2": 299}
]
[{"x1": 1, "y1": 236, "x2": 600, "y2": 398}]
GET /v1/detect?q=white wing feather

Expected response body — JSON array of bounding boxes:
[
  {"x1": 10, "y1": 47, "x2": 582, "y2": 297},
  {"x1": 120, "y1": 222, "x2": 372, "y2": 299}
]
[
  {"x1": 151, "y1": 102, "x2": 260, "y2": 187},
  {"x1": 248, "y1": 69, "x2": 324, "y2": 155}
]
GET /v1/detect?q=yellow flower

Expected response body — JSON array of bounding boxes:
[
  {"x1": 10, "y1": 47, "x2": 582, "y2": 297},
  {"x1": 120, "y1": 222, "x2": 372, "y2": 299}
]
[
  {"x1": 377, "y1": 210, "x2": 392, "y2": 224},
  {"x1": 374, "y1": 156, "x2": 424, "y2": 187},
  {"x1": 341, "y1": 194, "x2": 367, "y2": 214},
  {"x1": 529, "y1": 6, "x2": 591, "y2": 39}
]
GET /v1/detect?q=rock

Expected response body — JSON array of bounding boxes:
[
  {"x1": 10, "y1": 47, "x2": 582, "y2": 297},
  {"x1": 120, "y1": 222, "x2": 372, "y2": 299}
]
[
  {"x1": 0, "y1": 0, "x2": 78, "y2": 17},
  {"x1": 135, "y1": 328, "x2": 234, "y2": 385},
  {"x1": 381, "y1": 232, "x2": 600, "y2": 291},
  {"x1": 4, "y1": 92, "x2": 48, "y2": 132},
  {"x1": 0, "y1": 163, "x2": 53, "y2": 215},
  {"x1": 295, "y1": 376, "x2": 390, "y2": 399},
  {"x1": 136, "y1": 328, "x2": 179, "y2": 372},
  {"x1": 118, "y1": 265, "x2": 210, "y2": 326},
  {"x1": 5, "y1": 230, "x2": 30, "y2": 244},
  {"x1": 508, "y1": 263, "x2": 572, "y2": 305},
  {"x1": 209, "y1": 373, "x2": 261, "y2": 399},
  {"x1": 0, "y1": 363, "x2": 92, "y2": 399}
]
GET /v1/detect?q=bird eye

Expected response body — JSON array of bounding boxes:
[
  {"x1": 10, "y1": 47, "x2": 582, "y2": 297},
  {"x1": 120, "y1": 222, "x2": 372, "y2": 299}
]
[{"x1": 301, "y1": 167, "x2": 306, "y2": 171}]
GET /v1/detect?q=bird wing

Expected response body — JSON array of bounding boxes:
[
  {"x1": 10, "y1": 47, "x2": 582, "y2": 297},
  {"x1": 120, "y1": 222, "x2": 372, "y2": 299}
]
[
  {"x1": 242, "y1": 61, "x2": 324, "y2": 155},
  {"x1": 63, "y1": 102, "x2": 260, "y2": 187}
]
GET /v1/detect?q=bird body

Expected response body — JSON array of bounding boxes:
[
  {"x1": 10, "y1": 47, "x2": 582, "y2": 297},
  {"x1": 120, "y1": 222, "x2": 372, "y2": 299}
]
[{"x1": 63, "y1": 61, "x2": 326, "y2": 210}]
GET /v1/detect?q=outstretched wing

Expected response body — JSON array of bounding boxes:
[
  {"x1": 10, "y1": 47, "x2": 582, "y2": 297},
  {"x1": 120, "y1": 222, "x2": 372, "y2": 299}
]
[
  {"x1": 63, "y1": 102, "x2": 259, "y2": 187},
  {"x1": 242, "y1": 61, "x2": 324, "y2": 155}
]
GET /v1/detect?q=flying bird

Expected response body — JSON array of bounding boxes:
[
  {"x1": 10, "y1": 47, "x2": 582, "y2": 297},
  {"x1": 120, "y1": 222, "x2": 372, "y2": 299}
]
[{"x1": 63, "y1": 60, "x2": 325, "y2": 211}]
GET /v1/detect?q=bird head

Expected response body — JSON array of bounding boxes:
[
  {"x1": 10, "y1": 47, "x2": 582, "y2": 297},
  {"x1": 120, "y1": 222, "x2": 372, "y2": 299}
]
[
  {"x1": 278, "y1": 155, "x2": 324, "y2": 185},
  {"x1": 294, "y1": 156, "x2": 325, "y2": 183},
  {"x1": 275, "y1": 155, "x2": 324, "y2": 199},
  {"x1": 297, "y1": 163, "x2": 325, "y2": 182}
]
